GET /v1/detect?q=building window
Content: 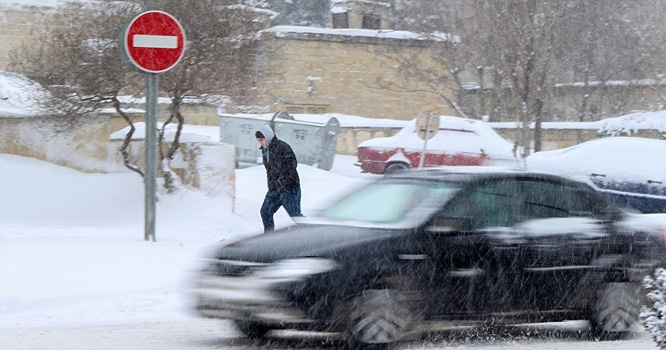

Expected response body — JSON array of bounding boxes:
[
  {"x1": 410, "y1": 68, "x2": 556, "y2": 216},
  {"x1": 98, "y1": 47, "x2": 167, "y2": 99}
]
[
  {"x1": 332, "y1": 12, "x2": 349, "y2": 29},
  {"x1": 362, "y1": 13, "x2": 381, "y2": 29}
]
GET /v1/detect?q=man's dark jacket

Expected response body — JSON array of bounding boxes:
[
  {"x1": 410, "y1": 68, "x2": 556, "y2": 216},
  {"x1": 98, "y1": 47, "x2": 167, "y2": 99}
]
[{"x1": 261, "y1": 136, "x2": 300, "y2": 193}]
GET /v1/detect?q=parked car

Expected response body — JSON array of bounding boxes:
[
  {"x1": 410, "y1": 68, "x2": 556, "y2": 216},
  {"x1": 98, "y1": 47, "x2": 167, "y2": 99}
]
[
  {"x1": 190, "y1": 168, "x2": 666, "y2": 348},
  {"x1": 526, "y1": 137, "x2": 666, "y2": 213},
  {"x1": 355, "y1": 116, "x2": 520, "y2": 174}
]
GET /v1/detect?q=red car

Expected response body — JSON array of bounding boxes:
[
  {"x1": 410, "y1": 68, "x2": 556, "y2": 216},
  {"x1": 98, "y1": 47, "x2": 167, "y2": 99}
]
[{"x1": 356, "y1": 116, "x2": 519, "y2": 174}]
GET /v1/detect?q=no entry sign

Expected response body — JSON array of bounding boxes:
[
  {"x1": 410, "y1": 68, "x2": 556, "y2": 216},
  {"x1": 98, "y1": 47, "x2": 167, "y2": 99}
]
[{"x1": 120, "y1": 11, "x2": 185, "y2": 73}]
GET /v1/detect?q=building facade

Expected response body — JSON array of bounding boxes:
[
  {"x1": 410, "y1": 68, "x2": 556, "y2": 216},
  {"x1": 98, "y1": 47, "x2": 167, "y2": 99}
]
[
  {"x1": 247, "y1": 27, "x2": 454, "y2": 120},
  {"x1": 1, "y1": 1, "x2": 662, "y2": 124}
]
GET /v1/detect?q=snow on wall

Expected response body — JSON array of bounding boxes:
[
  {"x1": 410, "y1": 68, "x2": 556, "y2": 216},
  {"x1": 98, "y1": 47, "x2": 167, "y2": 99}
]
[
  {"x1": 1, "y1": 115, "x2": 237, "y2": 203},
  {"x1": 170, "y1": 142, "x2": 236, "y2": 200},
  {"x1": 0, "y1": 116, "x2": 125, "y2": 173}
]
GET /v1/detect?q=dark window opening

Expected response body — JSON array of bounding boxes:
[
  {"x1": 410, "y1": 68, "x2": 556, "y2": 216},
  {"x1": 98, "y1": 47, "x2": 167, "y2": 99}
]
[
  {"x1": 332, "y1": 12, "x2": 349, "y2": 29},
  {"x1": 362, "y1": 13, "x2": 381, "y2": 29}
]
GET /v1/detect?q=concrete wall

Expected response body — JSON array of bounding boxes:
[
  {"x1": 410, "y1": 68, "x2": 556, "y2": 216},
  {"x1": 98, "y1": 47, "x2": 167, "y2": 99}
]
[
  {"x1": 111, "y1": 138, "x2": 236, "y2": 200},
  {"x1": 104, "y1": 103, "x2": 222, "y2": 128},
  {"x1": 0, "y1": 115, "x2": 236, "y2": 201},
  {"x1": 0, "y1": 115, "x2": 123, "y2": 173}
]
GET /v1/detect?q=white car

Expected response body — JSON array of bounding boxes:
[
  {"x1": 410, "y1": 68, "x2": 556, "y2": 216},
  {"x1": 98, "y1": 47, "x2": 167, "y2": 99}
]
[{"x1": 526, "y1": 137, "x2": 666, "y2": 213}]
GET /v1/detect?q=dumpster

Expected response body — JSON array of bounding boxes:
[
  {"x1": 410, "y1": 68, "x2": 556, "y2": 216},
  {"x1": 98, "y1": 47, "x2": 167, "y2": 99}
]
[{"x1": 220, "y1": 111, "x2": 340, "y2": 170}]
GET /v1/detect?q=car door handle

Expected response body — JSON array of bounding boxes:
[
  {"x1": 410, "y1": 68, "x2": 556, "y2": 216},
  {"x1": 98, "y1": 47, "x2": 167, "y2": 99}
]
[
  {"x1": 493, "y1": 243, "x2": 519, "y2": 251},
  {"x1": 449, "y1": 268, "x2": 484, "y2": 277},
  {"x1": 398, "y1": 254, "x2": 428, "y2": 260}
]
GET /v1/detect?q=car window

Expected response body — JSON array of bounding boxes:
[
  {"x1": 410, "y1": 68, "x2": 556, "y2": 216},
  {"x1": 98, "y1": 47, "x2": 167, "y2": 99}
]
[
  {"x1": 438, "y1": 180, "x2": 522, "y2": 230},
  {"x1": 521, "y1": 180, "x2": 595, "y2": 219},
  {"x1": 322, "y1": 181, "x2": 458, "y2": 225}
]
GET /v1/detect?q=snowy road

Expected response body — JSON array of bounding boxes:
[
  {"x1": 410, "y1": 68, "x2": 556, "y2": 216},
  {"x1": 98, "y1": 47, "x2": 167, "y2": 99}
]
[
  {"x1": 0, "y1": 318, "x2": 658, "y2": 350},
  {"x1": 1, "y1": 156, "x2": 663, "y2": 349}
]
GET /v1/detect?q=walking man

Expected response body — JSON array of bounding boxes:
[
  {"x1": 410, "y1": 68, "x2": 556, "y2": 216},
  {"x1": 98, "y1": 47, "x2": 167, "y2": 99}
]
[{"x1": 255, "y1": 124, "x2": 302, "y2": 232}]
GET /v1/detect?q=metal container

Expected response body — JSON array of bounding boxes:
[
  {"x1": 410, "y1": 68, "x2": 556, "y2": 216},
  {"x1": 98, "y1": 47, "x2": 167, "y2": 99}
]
[{"x1": 220, "y1": 111, "x2": 339, "y2": 170}]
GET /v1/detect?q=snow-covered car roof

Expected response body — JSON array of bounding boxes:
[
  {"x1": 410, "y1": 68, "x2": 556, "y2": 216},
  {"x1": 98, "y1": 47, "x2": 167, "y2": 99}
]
[
  {"x1": 526, "y1": 136, "x2": 666, "y2": 185},
  {"x1": 358, "y1": 116, "x2": 515, "y2": 158}
]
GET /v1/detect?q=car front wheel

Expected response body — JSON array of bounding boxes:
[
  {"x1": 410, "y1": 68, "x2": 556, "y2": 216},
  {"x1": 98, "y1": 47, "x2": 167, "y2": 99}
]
[
  {"x1": 347, "y1": 289, "x2": 418, "y2": 348},
  {"x1": 590, "y1": 282, "x2": 641, "y2": 339}
]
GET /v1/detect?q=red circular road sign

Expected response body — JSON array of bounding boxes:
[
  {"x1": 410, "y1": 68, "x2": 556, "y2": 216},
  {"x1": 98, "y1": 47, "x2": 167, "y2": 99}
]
[{"x1": 122, "y1": 11, "x2": 185, "y2": 73}]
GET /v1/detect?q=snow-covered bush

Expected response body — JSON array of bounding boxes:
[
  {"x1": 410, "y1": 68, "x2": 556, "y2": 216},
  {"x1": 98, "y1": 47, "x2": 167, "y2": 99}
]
[{"x1": 641, "y1": 268, "x2": 666, "y2": 349}]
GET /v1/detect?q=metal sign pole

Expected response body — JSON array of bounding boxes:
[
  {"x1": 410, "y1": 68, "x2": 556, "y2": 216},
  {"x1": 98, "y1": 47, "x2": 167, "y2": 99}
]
[
  {"x1": 144, "y1": 72, "x2": 157, "y2": 242},
  {"x1": 417, "y1": 105, "x2": 440, "y2": 169},
  {"x1": 418, "y1": 113, "x2": 431, "y2": 169},
  {"x1": 119, "y1": 1, "x2": 184, "y2": 242},
  {"x1": 144, "y1": 0, "x2": 156, "y2": 242}
]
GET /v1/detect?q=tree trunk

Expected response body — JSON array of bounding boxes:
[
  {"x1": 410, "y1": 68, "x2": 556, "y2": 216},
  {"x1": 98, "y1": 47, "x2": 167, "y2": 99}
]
[{"x1": 114, "y1": 98, "x2": 144, "y2": 177}]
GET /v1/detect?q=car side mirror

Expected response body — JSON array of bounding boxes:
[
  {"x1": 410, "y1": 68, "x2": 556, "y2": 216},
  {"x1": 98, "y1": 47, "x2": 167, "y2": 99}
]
[{"x1": 426, "y1": 217, "x2": 471, "y2": 235}]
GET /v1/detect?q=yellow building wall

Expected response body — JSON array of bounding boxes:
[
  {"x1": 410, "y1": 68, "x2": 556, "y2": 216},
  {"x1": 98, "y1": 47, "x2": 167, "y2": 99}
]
[
  {"x1": 253, "y1": 32, "x2": 455, "y2": 121},
  {"x1": 0, "y1": 5, "x2": 65, "y2": 71}
]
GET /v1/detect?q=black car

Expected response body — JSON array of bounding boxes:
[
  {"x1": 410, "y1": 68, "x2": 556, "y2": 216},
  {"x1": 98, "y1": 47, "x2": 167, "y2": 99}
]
[
  {"x1": 590, "y1": 176, "x2": 666, "y2": 214},
  {"x1": 190, "y1": 169, "x2": 666, "y2": 348}
]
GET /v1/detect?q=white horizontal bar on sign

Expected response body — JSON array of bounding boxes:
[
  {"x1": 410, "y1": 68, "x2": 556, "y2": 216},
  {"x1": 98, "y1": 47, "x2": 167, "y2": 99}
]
[{"x1": 133, "y1": 35, "x2": 178, "y2": 49}]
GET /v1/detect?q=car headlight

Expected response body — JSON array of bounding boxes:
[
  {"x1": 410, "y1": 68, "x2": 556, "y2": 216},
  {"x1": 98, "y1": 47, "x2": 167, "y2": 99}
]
[{"x1": 254, "y1": 258, "x2": 337, "y2": 279}]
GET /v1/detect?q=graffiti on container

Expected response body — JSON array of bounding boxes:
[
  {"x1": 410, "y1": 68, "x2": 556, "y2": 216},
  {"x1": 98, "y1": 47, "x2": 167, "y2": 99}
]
[
  {"x1": 293, "y1": 129, "x2": 308, "y2": 140},
  {"x1": 239, "y1": 123, "x2": 254, "y2": 135}
]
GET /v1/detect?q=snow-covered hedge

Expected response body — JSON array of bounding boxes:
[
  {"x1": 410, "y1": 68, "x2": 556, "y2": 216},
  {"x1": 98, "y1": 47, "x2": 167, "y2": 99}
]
[{"x1": 641, "y1": 268, "x2": 666, "y2": 349}]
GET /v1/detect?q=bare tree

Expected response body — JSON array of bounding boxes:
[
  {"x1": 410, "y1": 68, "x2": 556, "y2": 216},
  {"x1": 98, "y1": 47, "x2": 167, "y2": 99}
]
[
  {"x1": 9, "y1": 1, "x2": 145, "y2": 175},
  {"x1": 552, "y1": 1, "x2": 658, "y2": 124},
  {"x1": 152, "y1": 0, "x2": 263, "y2": 192},
  {"x1": 385, "y1": 0, "x2": 665, "y2": 153},
  {"x1": 382, "y1": 1, "x2": 564, "y2": 155},
  {"x1": 10, "y1": 0, "x2": 264, "y2": 192},
  {"x1": 635, "y1": 0, "x2": 666, "y2": 107},
  {"x1": 474, "y1": 1, "x2": 565, "y2": 154}
]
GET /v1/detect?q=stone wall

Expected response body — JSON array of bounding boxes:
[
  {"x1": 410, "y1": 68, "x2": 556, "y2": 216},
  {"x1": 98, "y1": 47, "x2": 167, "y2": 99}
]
[
  {"x1": 0, "y1": 4, "x2": 63, "y2": 71},
  {"x1": 252, "y1": 30, "x2": 455, "y2": 121},
  {"x1": 3, "y1": 3, "x2": 664, "y2": 125},
  {"x1": 335, "y1": 126, "x2": 400, "y2": 155},
  {"x1": 334, "y1": 123, "x2": 665, "y2": 156},
  {"x1": 1, "y1": 3, "x2": 453, "y2": 124}
]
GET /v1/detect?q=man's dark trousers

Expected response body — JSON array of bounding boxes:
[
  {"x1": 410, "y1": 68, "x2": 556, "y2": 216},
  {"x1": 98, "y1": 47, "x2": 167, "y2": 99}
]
[{"x1": 260, "y1": 187, "x2": 302, "y2": 232}]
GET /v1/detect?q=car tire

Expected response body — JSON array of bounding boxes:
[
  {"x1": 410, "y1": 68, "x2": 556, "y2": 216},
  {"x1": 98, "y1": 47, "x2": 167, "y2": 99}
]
[
  {"x1": 590, "y1": 282, "x2": 641, "y2": 339},
  {"x1": 384, "y1": 163, "x2": 409, "y2": 175},
  {"x1": 347, "y1": 289, "x2": 417, "y2": 348},
  {"x1": 233, "y1": 320, "x2": 271, "y2": 339}
]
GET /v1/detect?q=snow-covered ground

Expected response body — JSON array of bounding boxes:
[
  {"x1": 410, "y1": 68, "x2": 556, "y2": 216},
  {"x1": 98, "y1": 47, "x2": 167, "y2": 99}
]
[
  {"x1": 0, "y1": 152, "x2": 663, "y2": 349},
  {"x1": 0, "y1": 153, "x2": 376, "y2": 327}
]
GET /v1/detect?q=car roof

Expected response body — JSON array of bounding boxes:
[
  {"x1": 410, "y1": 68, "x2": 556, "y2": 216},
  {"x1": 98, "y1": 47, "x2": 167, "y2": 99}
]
[
  {"x1": 357, "y1": 117, "x2": 516, "y2": 158},
  {"x1": 386, "y1": 166, "x2": 591, "y2": 188}
]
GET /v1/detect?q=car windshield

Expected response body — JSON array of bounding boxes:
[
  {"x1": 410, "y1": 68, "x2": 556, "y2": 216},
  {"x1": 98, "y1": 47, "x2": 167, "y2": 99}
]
[{"x1": 320, "y1": 180, "x2": 459, "y2": 226}]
